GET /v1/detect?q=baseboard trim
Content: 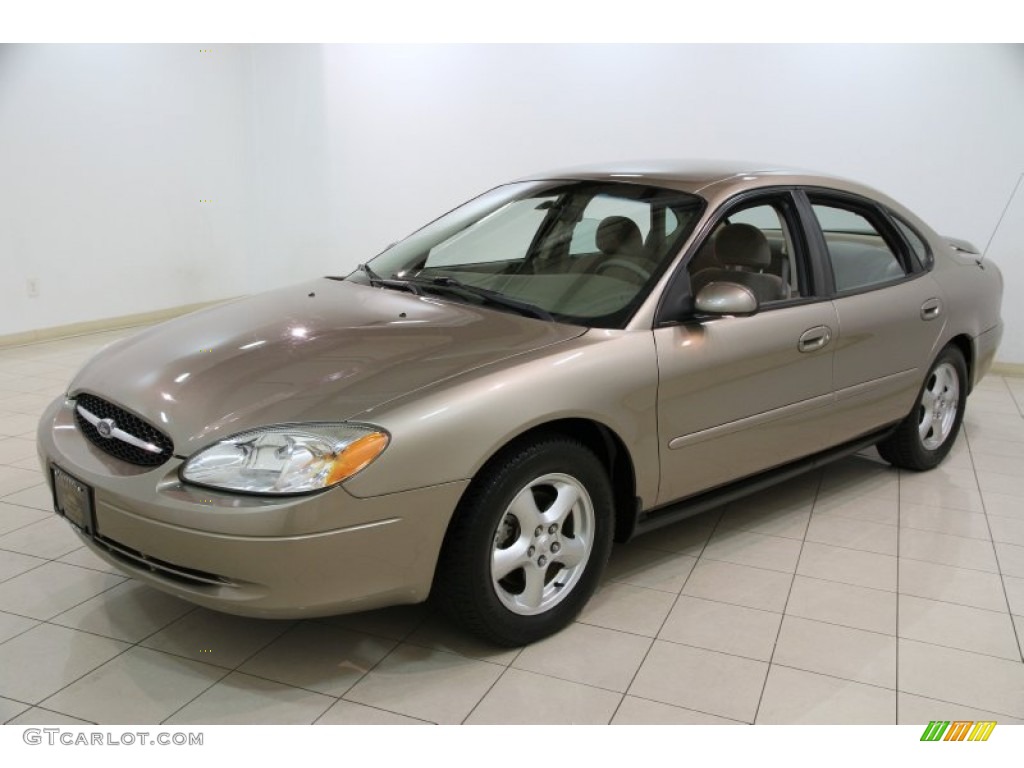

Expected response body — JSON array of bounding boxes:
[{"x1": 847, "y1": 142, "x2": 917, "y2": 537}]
[
  {"x1": 0, "y1": 298, "x2": 241, "y2": 349},
  {"x1": 990, "y1": 362, "x2": 1024, "y2": 378}
]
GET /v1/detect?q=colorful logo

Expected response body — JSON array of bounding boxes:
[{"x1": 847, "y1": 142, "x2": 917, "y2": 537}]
[{"x1": 920, "y1": 721, "x2": 997, "y2": 741}]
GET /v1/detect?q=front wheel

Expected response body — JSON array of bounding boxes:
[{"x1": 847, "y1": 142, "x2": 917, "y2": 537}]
[
  {"x1": 434, "y1": 436, "x2": 614, "y2": 646},
  {"x1": 877, "y1": 345, "x2": 968, "y2": 471}
]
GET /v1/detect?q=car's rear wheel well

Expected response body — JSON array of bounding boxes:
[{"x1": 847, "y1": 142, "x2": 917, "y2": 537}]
[
  {"x1": 470, "y1": 419, "x2": 638, "y2": 544},
  {"x1": 947, "y1": 334, "x2": 974, "y2": 394}
]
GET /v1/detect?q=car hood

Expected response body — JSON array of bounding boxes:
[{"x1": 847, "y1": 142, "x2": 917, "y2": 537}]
[{"x1": 69, "y1": 278, "x2": 585, "y2": 456}]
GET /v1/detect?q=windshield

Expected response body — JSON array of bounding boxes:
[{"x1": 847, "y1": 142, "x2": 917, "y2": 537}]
[{"x1": 348, "y1": 180, "x2": 704, "y2": 328}]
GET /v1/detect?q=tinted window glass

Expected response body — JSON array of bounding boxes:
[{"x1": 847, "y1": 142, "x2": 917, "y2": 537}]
[
  {"x1": 811, "y1": 203, "x2": 906, "y2": 292},
  {"x1": 427, "y1": 197, "x2": 558, "y2": 267},
  {"x1": 569, "y1": 195, "x2": 651, "y2": 255},
  {"x1": 353, "y1": 181, "x2": 703, "y2": 329},
  {"x1": 892, "y1": 216, "x2": 931, "y2": 268},
  {"x1": 689, "y1": 201, "x2": 804, "y2": 304}
]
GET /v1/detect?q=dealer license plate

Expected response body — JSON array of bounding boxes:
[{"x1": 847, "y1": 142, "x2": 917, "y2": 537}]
[{"x1": 51, "y1": 465, "x2": 95, "y2": 535}]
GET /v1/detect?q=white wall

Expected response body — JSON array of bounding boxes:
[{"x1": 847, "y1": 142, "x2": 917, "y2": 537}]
[
  {"x1": 0, "y1": 45, "x2": 252, "y2": 333},
  {"x1": 3, "y1": 44, "x2": 1023, "y2": 360},
  {"x1": 244, "y1": 45, "x2": 336, "y2": 294}
]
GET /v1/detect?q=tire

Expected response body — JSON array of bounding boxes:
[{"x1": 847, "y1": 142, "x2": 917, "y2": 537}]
[
  {"x1": 434, "y1": 435, "x2": 614, "y2": 646},
  {"x1": 877, "y1": 345, "x2": 967, "y2": 471}
]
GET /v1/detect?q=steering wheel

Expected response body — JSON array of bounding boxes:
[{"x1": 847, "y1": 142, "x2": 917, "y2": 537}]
[{"x1": 594, "y1": 258, "x2": 652, "y2": 281}]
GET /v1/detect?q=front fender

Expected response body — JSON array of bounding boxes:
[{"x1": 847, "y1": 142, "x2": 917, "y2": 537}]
[{"x1": 341, "y1": 329, "x2": 661, "y2": 506}]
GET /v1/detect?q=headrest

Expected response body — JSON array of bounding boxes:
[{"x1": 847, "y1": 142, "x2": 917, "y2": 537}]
[
  {"x1": 715, "y1": 223, "x2": 771, "y2": 268},
  {"x1": 596, "y1": 216, "x2": 643, "y2": 257}
]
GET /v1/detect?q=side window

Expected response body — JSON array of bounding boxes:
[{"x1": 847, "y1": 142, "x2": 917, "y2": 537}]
[
  {"x1": 810, "y1": 203, "x2": 907, "y2": 292},
  {"x1": 688, "y1": 200, "x2": 804, "y2": 305},
  {"x1": 892, "y1": 215, "x2": 931, "y2": 269}
]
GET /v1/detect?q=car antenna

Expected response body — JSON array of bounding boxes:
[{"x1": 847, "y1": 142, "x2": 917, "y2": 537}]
[{"x1": 981, "y1": 171, "x2": 1023, "y2": 264}]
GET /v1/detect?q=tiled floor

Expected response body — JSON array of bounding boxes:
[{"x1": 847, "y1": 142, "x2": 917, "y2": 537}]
[{"x1": 1, "y1": 328, "x2": 1023, "y2": 725}]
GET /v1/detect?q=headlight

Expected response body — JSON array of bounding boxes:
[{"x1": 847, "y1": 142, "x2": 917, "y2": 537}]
[{"x1": 181, "y1": 423, "x2": 389, "y2": 495}]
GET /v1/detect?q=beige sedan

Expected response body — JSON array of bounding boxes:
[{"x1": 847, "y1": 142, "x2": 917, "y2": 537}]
[{"x1": 38, "y1": 162, "x2": 1004, "y2": 645}]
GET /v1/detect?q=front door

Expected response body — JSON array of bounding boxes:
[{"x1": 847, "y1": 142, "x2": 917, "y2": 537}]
[
  {"x1": 655, "y1": 303, "x2": 837, "y2": 504},
  {"x1": 655, "y1": 191, "x2": 837, "y2": 505}
]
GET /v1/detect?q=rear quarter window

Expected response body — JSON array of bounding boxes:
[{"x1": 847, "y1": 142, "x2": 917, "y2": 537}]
[{"x1": 891, "y1": 215, "x2": 932, "y2": 269}]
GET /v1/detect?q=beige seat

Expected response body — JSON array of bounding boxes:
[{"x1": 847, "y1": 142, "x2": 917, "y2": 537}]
[
  {"x1": 592, "y1": 216, "x2": 652, "y2": 283},
  {"x1": 691, "y1": 223, "x2": 788, "y2": 304}
]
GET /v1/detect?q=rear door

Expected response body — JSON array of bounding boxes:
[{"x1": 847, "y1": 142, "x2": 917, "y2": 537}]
[{"x1": 799, "y1": 190, "x2": 946, "y2": 444}]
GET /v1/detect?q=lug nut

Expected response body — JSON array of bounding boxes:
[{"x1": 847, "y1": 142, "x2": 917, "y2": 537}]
[
  {"x1": 538, "y1": 555, "x2": 548, "y2": 567},
  {"x1": 534, "y1": 526, "x2": 544, "y2": 537},
  {"x1": 548, "y1": 524, "x2": 558, "y2": 534},
  {"x1": 551, "y1": 542, "x2": 561, "y2": 554},
  {"x1": 527, "y1": 546, "x2": 536, "y2": 557}
]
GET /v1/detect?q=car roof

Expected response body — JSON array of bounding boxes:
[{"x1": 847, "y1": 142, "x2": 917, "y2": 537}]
[
  {"x1": 512, "y1": 159, "x2": 925, "y2": 223},
  {"x1": 515, "y1": 159, "x2": 865, "y2": 196}
]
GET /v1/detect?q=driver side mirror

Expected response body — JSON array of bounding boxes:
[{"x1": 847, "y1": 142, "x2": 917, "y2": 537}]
[{"x1": 694, "y1": 282, "x2": 759, "y2": 316}]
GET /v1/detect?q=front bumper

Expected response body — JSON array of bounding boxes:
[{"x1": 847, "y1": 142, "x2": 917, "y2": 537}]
[{"x1": 37, "y1": 397, "x2": 467, "y2": 618}]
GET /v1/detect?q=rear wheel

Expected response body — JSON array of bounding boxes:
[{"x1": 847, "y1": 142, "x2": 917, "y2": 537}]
[
  {"x1": 434, "y1": 436, "x2": 613, "y2": 646},
  {"x1": 877, "y1": 345, "x2": 967, "y2": 471}
]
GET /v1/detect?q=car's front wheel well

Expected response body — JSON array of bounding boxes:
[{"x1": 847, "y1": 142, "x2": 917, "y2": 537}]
[{"x1": 468, "y1": 419, "x2": 638, "y2": 544}]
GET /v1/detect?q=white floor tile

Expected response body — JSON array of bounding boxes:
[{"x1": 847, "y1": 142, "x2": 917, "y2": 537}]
[
  {"x1": 899, "y1": 594, "x2": 1020, "y2": 660},
  {"x1": 314, "y1": 699, "x2": 430, "y2": 725},
  {"x1": 897, "y1": 692, "x2": 1023, "y2": 726},
  {"x1": 41, "y1": 646, "x2": 225, "y2": 724},
  {"x1": 628, "y1": 640, "x2": 768, "y2": 723},
  {"x1": 140, "y1": 608, "x2": 293, "y2": 669},
  {"x1": 899, "y1": 528, "x2": 1000, "y2": 573},
  {"x1": 757, "y1": 665, "x2": 895, "y2": 724},
  {"x1": 681, "y1": 559, "x2": 793, "y2": 613},
  {"x1": 899, "y1": 559, "x2": 1008, "y2": 612},
  {"x1": 0, "y1": 695, "x2": 29, "y2": 723},
  {"x1": 898, "y1": 639, "x2": 1024, "y2": 718},
  {"x1": 659, "y1": 595, "x2": 782, "y2": 661},
  {"x1": 0, "y1": 623, "x2": 128, "y2": 704},
  {"x1": 164, "y1": 671, "x2": 333, "y2": 725},
  {"x1": 785, "y1": 576, "x2": 896, "y2": 635},
  {"x1": 797, "y1": 541, "x2": 896, "y2": 592},
  {"x1": 513, "y1": 622, "x2": 651, "y2": 692},
  {"x1": 576, "y1": 581, "x2": 676, "y2": 637},
  {"x1": 603, "y1": 542, "x2": 697, "y2": 593},
  {"x1": 344, "y1": 644, "x2": 503, "y2": 725},
  {"x1": 0, "y1": 562, "x2": 123, "y2": 620},
  {"x1": 806, "y1": 514, "x2": 897, "y2": 556},
  {"x1": 611, "y1": 695, "x2": 743, "y2": 724},
  {"x1": 51, "y1": 580, "x2": 195, "y2": 642},
  {"x1": 238, "y1": 621, "x2": 396, "y2": 696},
  {"x1": 773, "y1": 616, "x2": 896, "y2": 688},
  {"x1": 464, "y1": 668, "x2": 620, "y2": 724},
  {"x1": 702, "y1": 528, "x2": 803, "y2": 573}
]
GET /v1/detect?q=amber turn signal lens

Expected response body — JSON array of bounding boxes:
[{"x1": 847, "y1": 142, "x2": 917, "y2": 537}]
[{"x1": 326, "y1": 431, "x2": 389, "y2": 484}]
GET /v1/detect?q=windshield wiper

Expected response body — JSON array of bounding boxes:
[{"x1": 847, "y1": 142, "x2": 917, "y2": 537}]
[
  {"x1": 402, "y1": 274, "x2": 553, "y2": 321},
  {"x1": 355, "y1": 263, "x2": 423, "y2": 295}
]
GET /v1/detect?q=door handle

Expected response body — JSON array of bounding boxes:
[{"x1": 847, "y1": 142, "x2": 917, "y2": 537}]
[
  {"x1": 921, "y1": 298, "x2": 943, "y2": 321},
  {"x1": 798, "y1": 326, "x2": 832, "y2": 353}
]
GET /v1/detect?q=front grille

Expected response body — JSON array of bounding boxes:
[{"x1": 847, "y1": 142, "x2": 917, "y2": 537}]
[
  {"x1": 74, "y1": 393, "x2": 174, "y2": 467},
  {"x1": 93, "y1": 534, "x2": 233, "y2": 588}
]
